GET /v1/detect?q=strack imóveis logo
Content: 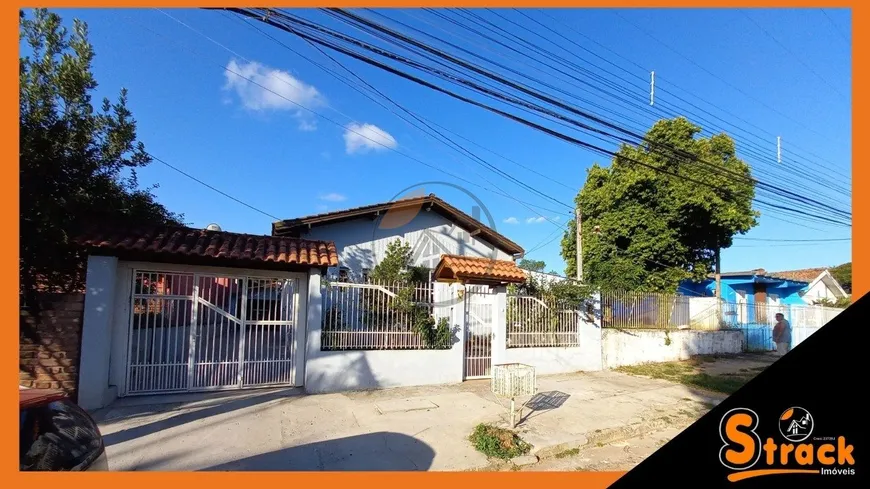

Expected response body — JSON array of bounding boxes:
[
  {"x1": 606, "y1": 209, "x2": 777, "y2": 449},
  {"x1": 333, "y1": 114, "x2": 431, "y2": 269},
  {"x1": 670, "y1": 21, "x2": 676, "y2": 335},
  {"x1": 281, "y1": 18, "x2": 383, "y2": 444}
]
[{"x1": 718, "y1": 407, "x2": 856, "y2": 482}]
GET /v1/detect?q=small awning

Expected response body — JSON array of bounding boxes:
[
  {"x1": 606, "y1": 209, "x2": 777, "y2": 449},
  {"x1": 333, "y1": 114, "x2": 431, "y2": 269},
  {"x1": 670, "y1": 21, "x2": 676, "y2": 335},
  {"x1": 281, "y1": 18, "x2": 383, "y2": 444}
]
[{"x1": 434, "y1": 254, "x2": 526, "y2": 285}]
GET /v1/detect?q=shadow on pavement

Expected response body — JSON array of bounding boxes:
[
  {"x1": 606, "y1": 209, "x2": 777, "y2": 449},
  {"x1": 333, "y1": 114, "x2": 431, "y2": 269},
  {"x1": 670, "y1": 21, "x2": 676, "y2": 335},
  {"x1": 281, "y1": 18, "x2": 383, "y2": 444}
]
[
  {"x1": 101, "y1": 388, "x2": 298, "y2": 447},
  {"x1": 200, "y1": 432, "x2": 435, "y2": 471},
  {"x1": 521, "y1": 390, "x2": 570, "y2": 423}
]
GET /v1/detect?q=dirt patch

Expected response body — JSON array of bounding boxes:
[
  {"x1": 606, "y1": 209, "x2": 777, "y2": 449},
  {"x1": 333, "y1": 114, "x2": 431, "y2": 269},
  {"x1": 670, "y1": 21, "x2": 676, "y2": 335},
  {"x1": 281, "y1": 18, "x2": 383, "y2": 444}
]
[{"x1": 615, "y1": 354, "x2": 774, "y2": 394}]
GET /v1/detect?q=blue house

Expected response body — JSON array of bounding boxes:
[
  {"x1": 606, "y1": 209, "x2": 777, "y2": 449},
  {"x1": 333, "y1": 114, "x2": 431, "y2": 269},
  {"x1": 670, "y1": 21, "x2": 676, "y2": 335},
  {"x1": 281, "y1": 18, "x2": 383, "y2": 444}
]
[
  {"x1": 679, "y1": 269, "x2": 811, "y2": 351},
  {"x1": 679, "y1": 268, "x2": 810, "y2": 306}
]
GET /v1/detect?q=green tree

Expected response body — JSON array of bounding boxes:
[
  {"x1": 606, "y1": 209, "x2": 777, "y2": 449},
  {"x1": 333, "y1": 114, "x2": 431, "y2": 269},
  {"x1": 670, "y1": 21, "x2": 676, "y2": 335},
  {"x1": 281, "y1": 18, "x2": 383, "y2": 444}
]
[
  {"x1": 19, "y1": 9, "x2": 182, "y2": 300},
  {"x1": 369, "y1": 239, "x2": 414, "y2": 282},
  {"x1": 830, "y1": 262, "x2": 851, "y2": 294},
  {"x1": 561, "y1": 117, "x2": 758, "y2": 292},
  {"x1": 518, "y1": 258, "x2": 546, "y2": 273}
]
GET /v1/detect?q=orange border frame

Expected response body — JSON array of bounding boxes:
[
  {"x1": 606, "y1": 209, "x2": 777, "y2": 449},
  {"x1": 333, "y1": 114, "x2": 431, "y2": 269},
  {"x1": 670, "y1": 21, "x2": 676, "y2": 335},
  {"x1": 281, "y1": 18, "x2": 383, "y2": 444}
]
[{"x1": 5, "y1": 2, "x2": 861, "y2": 487}]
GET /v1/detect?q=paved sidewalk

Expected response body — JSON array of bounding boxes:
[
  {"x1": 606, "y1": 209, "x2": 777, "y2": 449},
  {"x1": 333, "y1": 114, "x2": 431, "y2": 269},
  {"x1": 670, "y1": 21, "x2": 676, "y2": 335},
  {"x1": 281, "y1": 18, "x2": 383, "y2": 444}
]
[{"x1": 94, "y1": 369, "x2": 727, "y2": 471}]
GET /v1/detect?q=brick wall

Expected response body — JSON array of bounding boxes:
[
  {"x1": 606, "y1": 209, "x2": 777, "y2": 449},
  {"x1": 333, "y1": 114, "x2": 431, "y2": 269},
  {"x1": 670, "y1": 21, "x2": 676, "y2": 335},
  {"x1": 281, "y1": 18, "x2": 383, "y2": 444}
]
[{"x1": 19, "y1": 293, "x2": 85, "y2": 398}]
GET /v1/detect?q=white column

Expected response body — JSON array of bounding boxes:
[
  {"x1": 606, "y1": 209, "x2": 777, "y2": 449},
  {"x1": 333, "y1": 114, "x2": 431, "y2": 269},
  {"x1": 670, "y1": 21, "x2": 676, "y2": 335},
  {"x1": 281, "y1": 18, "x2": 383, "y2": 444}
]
[
  {"x1": 304, "y1": 269, "x2": 323, "y2": 389},
  {"x1": 78, "y1": 256, "x2": 119, "y2": 410},
  {"x1": 580, "y1": 291, "x2": 604, "y2": 371},
  {"x1": 453, "y1": 283, "x2": 467, "y2": 380},
  {"x1": 435, "y1": 281, "x2": 464, "y2": 382}
]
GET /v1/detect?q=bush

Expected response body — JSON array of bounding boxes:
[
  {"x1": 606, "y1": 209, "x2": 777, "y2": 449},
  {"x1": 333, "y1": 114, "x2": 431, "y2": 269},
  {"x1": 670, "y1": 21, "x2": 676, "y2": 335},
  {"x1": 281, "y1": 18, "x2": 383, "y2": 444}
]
[{"x1": 468, "y1": 423, "x2": 532, "y2": 459}]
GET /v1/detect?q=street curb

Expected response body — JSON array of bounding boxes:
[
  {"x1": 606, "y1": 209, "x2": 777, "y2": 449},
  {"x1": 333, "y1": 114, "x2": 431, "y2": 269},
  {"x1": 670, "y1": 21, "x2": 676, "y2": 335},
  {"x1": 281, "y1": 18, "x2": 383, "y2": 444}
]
[{"x1": 531, "y1": 410, "x2": 700, "y2": 460}]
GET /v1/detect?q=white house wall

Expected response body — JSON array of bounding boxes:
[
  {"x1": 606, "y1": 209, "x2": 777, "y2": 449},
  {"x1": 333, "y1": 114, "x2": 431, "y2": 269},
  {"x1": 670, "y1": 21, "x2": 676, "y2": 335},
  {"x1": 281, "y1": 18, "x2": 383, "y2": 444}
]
[
  {"x1": 803, "y1": 278, "x2": 836, "y2": 302},
  {"x1": 300, "y1": 212, "x2": 515, "y2": 279}
]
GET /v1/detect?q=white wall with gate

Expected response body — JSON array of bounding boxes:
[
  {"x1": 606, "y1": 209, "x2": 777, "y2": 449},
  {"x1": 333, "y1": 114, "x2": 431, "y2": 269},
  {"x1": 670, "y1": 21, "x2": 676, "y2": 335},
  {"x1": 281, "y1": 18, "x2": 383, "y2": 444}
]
[
  {"x1": 78, "y1": 256, "x2": 309, "y2": 410},
  {"x1": 302, "y1": 280, "x2": 604, "y2": 394}
]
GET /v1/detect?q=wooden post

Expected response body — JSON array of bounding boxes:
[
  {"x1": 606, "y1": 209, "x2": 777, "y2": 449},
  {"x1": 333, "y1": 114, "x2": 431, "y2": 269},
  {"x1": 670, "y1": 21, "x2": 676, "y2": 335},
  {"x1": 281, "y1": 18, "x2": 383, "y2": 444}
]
[{"x1": 575, "y1": 207, "x2": 583, "y2": 282}]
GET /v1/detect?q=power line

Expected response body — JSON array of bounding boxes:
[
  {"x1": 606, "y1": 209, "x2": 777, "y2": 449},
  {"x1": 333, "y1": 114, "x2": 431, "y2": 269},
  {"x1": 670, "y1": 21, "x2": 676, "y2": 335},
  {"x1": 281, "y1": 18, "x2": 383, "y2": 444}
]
[
  {"x1": 535, "y1": 8, "x2": 851, "y2": 182},
  {"x1": 820, "y1": 9, "x2": 851, "y2": 45},
  {"x1": 739, "y1": 9, "x2": 847, "y2": 100},
  {"x1": 509, "y1": 8, "x2": 851, "y2": 198},
  {"x1": 323, "y1": 8, "x2": 851, "y2": 222},
  {"x1": 254, "y1": 8, "x2": 851, "y2": 226},
  {"x1": 129, "y1": 9, "x2": 573, "y2": 230},
  {"x1": 214, "y1": 9, "x2": 574, "y2": 226},
  {"x1": 734, "y1": 237, "x2": 850, "y2": 242},
  {"x1": 148, "y1": 152, "x2": 281, "y2": 221},
  {"x1": 611, "y1": 10, "x2": 845, "y2": 141}
]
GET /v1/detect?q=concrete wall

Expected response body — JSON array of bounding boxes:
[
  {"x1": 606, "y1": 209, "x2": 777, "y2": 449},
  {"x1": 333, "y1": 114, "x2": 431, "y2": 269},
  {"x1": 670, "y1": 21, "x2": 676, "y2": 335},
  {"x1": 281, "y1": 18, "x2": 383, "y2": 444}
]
[
  {"x1": 301, "y1": 211, "x2": 515, "y2": 281},
  {"x1": 602, "y1": 329, "x2": 745, "y2": 369},
  {"x1": 495, "y1": 292, "x2": 603, "y2": 375}
]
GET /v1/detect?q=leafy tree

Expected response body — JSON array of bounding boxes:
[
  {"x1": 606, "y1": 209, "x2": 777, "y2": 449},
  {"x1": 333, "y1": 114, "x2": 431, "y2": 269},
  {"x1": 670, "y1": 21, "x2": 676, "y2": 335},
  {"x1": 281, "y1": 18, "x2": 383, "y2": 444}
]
[
  {"x1": 830, "y1": 262, "x2": 851, "y2": 294},
  {"x1": 518, "y1": 258, "x2": 546, "y2": 273},
  {"x1": 369, "y1": 239, "x2": 413, "y2": 282},
  {"x1": 561, "y1": 117, "x2": 758, "y2": 292},
  {"x1": 19, "y1": 9, "x2": 182, "y2": 301}
]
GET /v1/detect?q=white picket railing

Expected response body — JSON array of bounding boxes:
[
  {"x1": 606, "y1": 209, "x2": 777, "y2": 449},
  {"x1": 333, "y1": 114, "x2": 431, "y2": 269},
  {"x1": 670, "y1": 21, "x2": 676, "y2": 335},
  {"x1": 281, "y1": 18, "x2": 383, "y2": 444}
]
[
  {"x1": 321, "y1": 279, "x2": 434, "y2": 350},
  {"x1": 506, "y1": 294, "x2": 582, "y2": 348}
]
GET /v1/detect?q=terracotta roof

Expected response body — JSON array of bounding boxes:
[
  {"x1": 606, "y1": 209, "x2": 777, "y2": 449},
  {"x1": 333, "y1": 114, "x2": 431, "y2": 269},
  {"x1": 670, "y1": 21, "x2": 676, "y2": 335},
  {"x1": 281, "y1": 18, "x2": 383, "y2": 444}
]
[
  {"x1": 272, "y1": 194, "x2": 525, "y2": 256},
  {"x1": 434, "y1": 254, "x2": 526, "y2": 284},
  {"x1": 76, "y1": 226, "x2": 339, "y2": 270},
  {"x1": 768, "y1": 268, "x2": 827, "y2": 283}
]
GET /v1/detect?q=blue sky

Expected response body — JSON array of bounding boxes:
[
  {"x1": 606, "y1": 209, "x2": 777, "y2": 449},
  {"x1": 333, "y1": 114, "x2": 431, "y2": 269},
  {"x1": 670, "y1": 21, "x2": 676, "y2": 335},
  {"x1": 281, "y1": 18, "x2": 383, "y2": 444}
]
[{"x1": 49, "y1": 8, "x2": 852, "y2": 275}]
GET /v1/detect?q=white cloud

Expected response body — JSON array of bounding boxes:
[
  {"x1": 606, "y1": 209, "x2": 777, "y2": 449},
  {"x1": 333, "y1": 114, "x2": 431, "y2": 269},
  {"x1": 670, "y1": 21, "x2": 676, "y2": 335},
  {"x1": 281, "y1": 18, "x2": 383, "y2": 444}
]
[
  {"x1": 319, "y1": 192, "x2": 347, "y2": 202},
  {"x1": 298, "y1": 120, "x2": 318, "y2": 131},
  {"x1": 503, "y1": 217, "x2": 519, "y2": 224},
  {"x1": 223, "y1": 59, "x2": 324, "y2": 129},
  {"x1": 526, "y1": 216, "x2": 547, "y2": 224},
  {"x1": 553, "y1": 216, "x2": 562, "y2": 222},
  {"x1": 343, "y1": 122, "x2": 398, "y2": 154}
]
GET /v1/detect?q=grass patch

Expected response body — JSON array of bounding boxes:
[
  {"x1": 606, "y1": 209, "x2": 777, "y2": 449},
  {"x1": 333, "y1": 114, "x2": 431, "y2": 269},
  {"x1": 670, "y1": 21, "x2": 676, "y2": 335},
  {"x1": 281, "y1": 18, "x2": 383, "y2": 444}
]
[
  {"x1": 616, "y1": 361, "x2": 754, "y2": 395},
  {"x1": 555, "y1": 448, "x2": 580, "y2": 459},
  {"x1": 469, "y1": 424, "x2": 532, "y2": 460}
]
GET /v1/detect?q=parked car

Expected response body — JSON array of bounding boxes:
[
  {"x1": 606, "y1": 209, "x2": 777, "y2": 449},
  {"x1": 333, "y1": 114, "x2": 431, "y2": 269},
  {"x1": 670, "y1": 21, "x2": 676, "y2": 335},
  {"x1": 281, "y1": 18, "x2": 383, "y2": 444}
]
[{"x1": 19, "y1": 388, "x2": 109, "y2": 471}]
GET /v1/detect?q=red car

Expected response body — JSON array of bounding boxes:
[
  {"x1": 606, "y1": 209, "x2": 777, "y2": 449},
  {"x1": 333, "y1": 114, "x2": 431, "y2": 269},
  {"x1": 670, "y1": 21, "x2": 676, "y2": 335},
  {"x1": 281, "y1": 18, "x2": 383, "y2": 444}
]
[{"x1": 19, "y1": 388, "x2": 109, "y2": 471}]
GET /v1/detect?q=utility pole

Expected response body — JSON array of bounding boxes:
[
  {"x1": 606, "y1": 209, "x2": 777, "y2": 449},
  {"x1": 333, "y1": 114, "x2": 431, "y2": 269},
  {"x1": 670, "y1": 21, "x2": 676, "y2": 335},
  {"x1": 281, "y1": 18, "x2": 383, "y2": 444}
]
[
  {"x1": 715, "y1": 248, "x2": 722, "y2": 301},
  {"x1": 575, "y1": 207, "x2": 583, "y2": 282}
]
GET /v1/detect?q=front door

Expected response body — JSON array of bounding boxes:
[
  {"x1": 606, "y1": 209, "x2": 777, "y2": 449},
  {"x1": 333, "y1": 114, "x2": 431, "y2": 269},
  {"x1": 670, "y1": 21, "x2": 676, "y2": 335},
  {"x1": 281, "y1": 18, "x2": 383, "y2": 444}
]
[{"x1": 464, "y1": 285, "x2": 494, "y2": 379}]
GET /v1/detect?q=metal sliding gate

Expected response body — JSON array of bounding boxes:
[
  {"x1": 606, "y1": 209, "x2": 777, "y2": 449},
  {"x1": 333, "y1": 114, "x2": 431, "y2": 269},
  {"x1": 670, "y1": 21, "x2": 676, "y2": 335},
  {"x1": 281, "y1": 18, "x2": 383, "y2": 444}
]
[
  {"x1": 464, "y1": 285, "x2": 495, "y2": 379},
  {"x1": 126, "y1": 270, "x2": 301, "y2": 395}
]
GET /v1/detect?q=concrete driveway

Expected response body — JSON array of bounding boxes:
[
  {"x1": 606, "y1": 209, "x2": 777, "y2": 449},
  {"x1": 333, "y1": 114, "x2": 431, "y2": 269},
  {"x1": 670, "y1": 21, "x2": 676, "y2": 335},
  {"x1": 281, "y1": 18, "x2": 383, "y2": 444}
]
[{"x1": 93, "y1": 367, "x2": 736, "y2": 471}]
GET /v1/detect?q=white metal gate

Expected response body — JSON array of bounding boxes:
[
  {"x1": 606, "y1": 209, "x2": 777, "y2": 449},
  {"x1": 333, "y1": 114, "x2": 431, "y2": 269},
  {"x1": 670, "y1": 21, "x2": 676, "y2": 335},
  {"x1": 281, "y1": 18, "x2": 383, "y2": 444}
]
[
  {"x1": 126, "y1": 269, "x2": 301, "y2": 395},
  {"x1": 464, "y1": 285, "x2": 495, "y2": 379}
]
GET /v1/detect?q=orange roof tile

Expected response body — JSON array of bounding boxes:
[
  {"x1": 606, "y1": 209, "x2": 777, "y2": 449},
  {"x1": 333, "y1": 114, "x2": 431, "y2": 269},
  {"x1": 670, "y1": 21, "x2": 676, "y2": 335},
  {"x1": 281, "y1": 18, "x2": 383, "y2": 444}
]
[
  {"x1": 434, "y1": 254, "x2": 526, "y2": 284},
  {"x1": 76, "y1": 226, "x2": 339, "y2": 270},
  {"x1": 768, "y1": 268, "x2": 827, "y2": 283}
]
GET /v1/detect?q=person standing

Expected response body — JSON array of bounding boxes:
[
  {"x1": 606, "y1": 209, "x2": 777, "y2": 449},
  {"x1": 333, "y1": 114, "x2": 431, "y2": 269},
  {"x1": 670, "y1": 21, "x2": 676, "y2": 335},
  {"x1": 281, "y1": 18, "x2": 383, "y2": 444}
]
[{"x1": 772, "y1": 313, "x2": 791, "y2": 355}]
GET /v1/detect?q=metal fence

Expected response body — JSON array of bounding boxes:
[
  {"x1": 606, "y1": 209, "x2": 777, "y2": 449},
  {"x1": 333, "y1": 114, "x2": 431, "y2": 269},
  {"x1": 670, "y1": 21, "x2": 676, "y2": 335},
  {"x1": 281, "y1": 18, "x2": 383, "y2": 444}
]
[
  {"x1": 506, "y1": 294, "x2": 582, "y2": 347},
  {"x1": 321, "y1": 279, "x2": 435, "y2": 350},
  {"x1": 600, "y1": 290, "x2": 691, "y2": 329},
  {"x1": 722, "y1": 301, "x2": 844, "y2": 352}
]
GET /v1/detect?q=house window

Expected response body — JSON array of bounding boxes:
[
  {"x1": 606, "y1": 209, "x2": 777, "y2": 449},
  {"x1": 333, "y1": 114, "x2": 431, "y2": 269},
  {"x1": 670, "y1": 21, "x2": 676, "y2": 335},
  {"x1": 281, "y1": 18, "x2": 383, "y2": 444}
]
[
  {"x1": 361, "y1": 268, "x2": 371, "y2": 283},
  {"x1": 338, "y1": 267, "x2": 350, "y2": 283}
]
